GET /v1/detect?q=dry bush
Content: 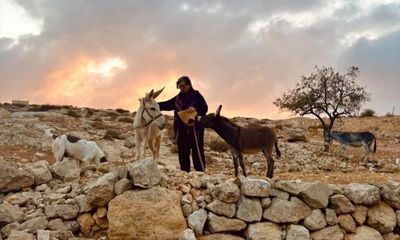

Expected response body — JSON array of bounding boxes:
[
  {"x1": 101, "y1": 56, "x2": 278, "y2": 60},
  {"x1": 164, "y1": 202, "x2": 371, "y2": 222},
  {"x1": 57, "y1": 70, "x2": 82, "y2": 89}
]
[
  {"x1": 103, "y1": 129, "x2": 121, "y2": 140},
  {"x1": 84, "y1": 108, "x2": 95, "y2": 117},
  {"x1": 30, "y1": 104, "x2": 64, "y2": 112},
  {"x1": 115, "y1": 108, "x2": 130, "y2": 114},
  {"x1": 360, "y1": 108, "x2": 375, "y2": 117},
  {"x1": 65, "y1": 110, "x2": 81, "y2": 118},
  {"x1": 209, "y1": 138, "x2": 230, "y2": 152},
  {"x1": 118, "y1": 117, "x2": 134, "y2": 124},
  {"x1": 91, "y1": 120, "x2": 107, "y2": 129},
  {"x1": 105, "y1": 111, "x2": 120, "y2": 118}
]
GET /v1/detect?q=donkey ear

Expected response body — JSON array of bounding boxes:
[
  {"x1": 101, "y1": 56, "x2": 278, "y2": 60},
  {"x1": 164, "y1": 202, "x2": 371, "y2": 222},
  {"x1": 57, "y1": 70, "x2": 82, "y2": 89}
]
[
  {"x1": 216, "y1": 105, "x2": 222, "y2": 117},
  {"x1": 152, "y1": 87, "x2": 165, "y2": 99},
  {"x1": 146, "y1": 89, "x2": 154, "y2": 99}
]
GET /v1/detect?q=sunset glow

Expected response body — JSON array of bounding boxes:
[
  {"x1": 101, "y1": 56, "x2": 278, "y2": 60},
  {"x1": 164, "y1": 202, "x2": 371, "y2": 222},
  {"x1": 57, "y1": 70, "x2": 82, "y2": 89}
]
[{"x1": 87, "y1": 58, "x2": 127, "y2": 78}]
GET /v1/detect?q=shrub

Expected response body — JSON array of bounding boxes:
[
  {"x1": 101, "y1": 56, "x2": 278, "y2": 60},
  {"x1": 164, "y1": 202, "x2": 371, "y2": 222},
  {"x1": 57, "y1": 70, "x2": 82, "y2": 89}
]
[
  {"x1": 360, "y1": 109, "x2": 375, "y2": 117},
  {"x1": 91, "y1": 120, "x2": 107, "y2": 129},
  {"x1": 118, "y1": 117, "x2": 134, "y2": 124},
  {"x1": 115, "y1": 108, "x2": 130, "y2": 114},
  {"x1": 31, "y1": 104, "x2": 63, "y2": 112},
  {"x1": 65, "y1": 110, "x2": 81, "y2": 118}
]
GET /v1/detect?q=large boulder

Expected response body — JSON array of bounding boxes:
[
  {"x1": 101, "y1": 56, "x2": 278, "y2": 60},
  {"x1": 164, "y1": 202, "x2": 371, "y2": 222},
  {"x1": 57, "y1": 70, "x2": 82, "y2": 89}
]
[
  {"x1": 51, "y1": 159, "x2": 80, "y2": 179},
  {"x1": 127, "y1": 157, "x2": 162, "y2": 188},
  {"x1": 86, "y1": 172, "x2": 118, "y2": 207},
  {"x1": 0, "y1": 160, "x2": 34, "y2": 193},
  {"x1": 236, "y1": 196, "x2": 262, "y2": 222},
  {"x1": 24, "y1": 160, "x2": 52, "y2": 185},
  {"x1": 108, "y1": 187, "x2": 186, "y2": 240}
]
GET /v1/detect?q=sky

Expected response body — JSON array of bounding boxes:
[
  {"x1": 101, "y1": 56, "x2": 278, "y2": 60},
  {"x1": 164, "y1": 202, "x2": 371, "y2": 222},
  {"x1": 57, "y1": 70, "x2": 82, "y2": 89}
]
[{"x1": 0, "y1": 0, "x2": 399, "y2": 119}]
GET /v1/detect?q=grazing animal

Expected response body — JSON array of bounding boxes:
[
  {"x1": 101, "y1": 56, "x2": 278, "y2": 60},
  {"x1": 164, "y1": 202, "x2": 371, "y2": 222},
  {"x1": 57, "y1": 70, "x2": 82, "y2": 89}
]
[
  {"x1": 326, "y1": 131, "x2": 377, "y2": 160},
  {"x1": 45, "y1": 129, "x2": 107, "y2": 164},
  {"x1": 198, "y1": 105, "x2": 281, "y2": 178},
  {"x1": 133, "y1": 88, "x2": 166, "y2": 162}
]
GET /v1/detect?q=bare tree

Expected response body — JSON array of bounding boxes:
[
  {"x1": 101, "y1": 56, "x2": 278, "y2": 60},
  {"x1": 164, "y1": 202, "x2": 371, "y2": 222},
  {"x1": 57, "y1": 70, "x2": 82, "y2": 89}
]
[{"x1": 274, "y1": 66, "x2": 370, "y2": 152}]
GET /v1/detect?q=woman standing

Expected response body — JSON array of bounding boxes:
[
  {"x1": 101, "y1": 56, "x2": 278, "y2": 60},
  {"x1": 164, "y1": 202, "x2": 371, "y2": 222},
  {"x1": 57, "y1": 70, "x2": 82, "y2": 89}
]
[{"x1": 158, "y1": 76, "x2": 208, "y2": 172}]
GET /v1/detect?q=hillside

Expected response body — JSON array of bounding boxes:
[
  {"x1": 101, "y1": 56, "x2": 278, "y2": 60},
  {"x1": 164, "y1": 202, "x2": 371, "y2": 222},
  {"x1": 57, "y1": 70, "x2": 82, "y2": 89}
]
[{"x1": 1, "y1": 103, "x2": 399, "y2": 184}]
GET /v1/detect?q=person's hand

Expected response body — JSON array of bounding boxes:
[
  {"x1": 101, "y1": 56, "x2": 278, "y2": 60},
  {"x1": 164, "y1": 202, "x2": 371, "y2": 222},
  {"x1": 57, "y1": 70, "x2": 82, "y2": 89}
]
[{"x1": 188, "y1": 107, "x2": 196, "y2": 112}]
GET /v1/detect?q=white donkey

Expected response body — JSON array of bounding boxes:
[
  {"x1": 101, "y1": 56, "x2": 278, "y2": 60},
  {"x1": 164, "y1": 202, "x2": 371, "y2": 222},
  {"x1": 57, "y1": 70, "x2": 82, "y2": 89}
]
[{"x1": 133, "y1": 88, "x2": 166, "y2": 162}]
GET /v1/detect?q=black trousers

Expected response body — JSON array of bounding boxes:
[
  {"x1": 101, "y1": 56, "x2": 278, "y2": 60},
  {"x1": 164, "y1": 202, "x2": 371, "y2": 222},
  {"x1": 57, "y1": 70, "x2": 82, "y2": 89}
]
[{"x1": 177, "y1": 126, "x2": 206, "y2": 172}]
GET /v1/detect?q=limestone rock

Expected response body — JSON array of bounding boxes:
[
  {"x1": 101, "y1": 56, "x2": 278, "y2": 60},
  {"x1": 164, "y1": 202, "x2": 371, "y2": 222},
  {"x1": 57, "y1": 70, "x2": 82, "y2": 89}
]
[
  {"x1": 298, "y1": 181, "x2": 333, "y2": 208},
  {"x1": 211, "y1": 181, "x2": 240, "y2": 203},
  {"x1": 344, "y1": 183, "x2": 380, "y2": 206},
  {"x1": 304, "y1": 209, "x2": 327, "y2": 231},
  {"x1": 188, "y1": 209, "x2": 207, "y2": 235},
  {"x1": 263, "y1": 197, "x2": 311, "y2": 223},
  {"x1": 286, "y1": 225, "x2": 310, "y2": 240},
  {"x1": 347, "y1": 226, "x2": 383, "y2": 240},
  {"x1": 236, "y1": 196, "x2": 262, "y2": 222},
  {"x1": 367, "y1": 202, "x2": 397, "y2": 234},
  {"x1": 310, "y1": 225, "x2": 344, "y2": 240},
  {"x1": 86, "y1": 172, "x2": 117, "y2": 207},
  {"x1": 351, "y1": 205, "x2": 368, "y2": 225},
  {"x1": 0, "y1": 203, "x2": 24, "y2": 226},
  {"x1": 208, "y1": 212, "x2": 246, "y2": 233},
  {"x1": 240, "y1": 177, "x2": 271, "y2": 197},
  {"x1": 0, "y1": 160, "x2": 34, "y2": 193},
  {"x1": 206, "y1": 199, "x2": 236, "y2": 218},
  {"x1": 330, "y1": 194, "x2": 355, "y2": 214},
  {"x1": 25, "y1": 160, "x2": 53, "y2": 185},
  {"x1": 246, "y1": 222, "x2": 282, "y2": 240},
  {"x1": 338, "y1": 214, "x2": 356, "y2": 233},
  {"x1": 108, "y1": 187, "x2": 186, "y2": 240},
  {"x1": 127, "y1": 157, "x2": 162, "y2": 188}
]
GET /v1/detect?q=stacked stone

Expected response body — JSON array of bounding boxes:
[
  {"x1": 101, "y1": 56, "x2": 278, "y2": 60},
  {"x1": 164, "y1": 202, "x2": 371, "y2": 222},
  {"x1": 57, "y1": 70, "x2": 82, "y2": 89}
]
[
  {"x1": 0, "y1": 156, "x2": 168, "y2": 240},
  {"x1": 179, "y1": 177, "x2": 400, "y2": 240}
]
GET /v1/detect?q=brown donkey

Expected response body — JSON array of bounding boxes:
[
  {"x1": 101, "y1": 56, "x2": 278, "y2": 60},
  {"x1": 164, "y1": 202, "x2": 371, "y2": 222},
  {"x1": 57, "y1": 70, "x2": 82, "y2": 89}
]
[{"x1": 198, "y1": 105, "x2": 281, "y2": 178}]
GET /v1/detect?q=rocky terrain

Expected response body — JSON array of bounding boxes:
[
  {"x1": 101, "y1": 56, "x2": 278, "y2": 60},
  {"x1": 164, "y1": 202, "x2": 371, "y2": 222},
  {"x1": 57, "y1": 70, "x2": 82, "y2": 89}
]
[{"x1": 0, "y1": 103, "x2": 400, "y2": 240}]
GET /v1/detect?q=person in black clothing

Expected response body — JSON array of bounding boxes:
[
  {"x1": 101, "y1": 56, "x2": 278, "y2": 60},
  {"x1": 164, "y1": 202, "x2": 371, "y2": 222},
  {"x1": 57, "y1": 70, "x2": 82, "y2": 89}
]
[{"x1": 158, "y1": 76, "x2": 208, "y2": 172}]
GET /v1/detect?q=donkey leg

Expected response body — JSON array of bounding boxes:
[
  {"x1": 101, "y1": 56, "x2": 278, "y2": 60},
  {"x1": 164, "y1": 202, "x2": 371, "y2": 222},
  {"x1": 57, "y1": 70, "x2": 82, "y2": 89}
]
[
  {"x1": 148, "y1": 139, "x2": 156, "y2": 162},
  {"x1": 238, "y1": 153, "x2": 247, "y2": 177},
  {"x1": 154, "y1": 135, "x2": 162, "y2": 163},
  {"x1": 231, "y1": 148, "x2": 239, "y2": 177},
  {"x1": 262, "y1": 148, "x2": 274, "y2": 179},
  {"x1": 134, "y1": 132, "x2": 141, "y2": 161}
]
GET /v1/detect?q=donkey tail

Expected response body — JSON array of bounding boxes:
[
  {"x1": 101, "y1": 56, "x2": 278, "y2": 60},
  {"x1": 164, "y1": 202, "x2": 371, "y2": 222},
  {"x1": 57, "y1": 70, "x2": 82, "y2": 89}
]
[
  {"x1": 45, "y1": 129, "x2": 58, "y2": 140},
  {"x1": 275, "y1": 139, "x2": 281, "y2": 158}
]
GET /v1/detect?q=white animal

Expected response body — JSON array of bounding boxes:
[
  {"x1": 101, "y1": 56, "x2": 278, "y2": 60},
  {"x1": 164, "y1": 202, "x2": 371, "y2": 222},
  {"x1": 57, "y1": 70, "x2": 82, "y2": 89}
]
[
  {"x1": 133, "y1": 88, "x2": 165, "y2": 162},
  {"x1": 45, "y1": 129, "x2": 107, "y2": 164}
]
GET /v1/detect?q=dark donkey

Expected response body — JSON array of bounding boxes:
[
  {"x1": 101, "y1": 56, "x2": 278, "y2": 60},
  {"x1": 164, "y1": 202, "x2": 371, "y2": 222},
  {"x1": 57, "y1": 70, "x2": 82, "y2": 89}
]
[
  {"x1": 326, "y1": 131, "x2": 376, "y2": 160},
  {"x1": 198, "y1": 105, "x2": 281, "y2": 178}
]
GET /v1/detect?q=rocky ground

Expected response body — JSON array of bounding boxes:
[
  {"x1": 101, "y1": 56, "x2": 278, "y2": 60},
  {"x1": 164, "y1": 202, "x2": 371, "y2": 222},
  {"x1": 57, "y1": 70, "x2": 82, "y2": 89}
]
[{"x1": 0, "y1": 103, "x2": 399, "y2": 184}]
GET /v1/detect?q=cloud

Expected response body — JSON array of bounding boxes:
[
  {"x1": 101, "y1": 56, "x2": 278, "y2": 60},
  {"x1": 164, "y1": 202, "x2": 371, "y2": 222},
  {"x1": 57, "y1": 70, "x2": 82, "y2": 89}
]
[{"x1": 0, "y1": 0, "x2": 399, "y2": 118}]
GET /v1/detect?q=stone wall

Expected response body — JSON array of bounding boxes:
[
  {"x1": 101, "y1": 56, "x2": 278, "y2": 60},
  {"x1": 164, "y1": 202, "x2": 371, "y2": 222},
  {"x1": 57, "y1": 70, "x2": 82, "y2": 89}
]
[
  {"x1": 179, "y1": 175, "x2": 400, "y2": 240},
  {"x1": 1, "y1": 156, "x2": 400, "y2": 240}
]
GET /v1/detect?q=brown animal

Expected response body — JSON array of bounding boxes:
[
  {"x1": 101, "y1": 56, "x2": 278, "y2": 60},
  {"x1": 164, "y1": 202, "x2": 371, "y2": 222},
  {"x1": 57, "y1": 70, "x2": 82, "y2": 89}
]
[{"x1": 198, "y1": 105, "x2": 281, "y2": 178}]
